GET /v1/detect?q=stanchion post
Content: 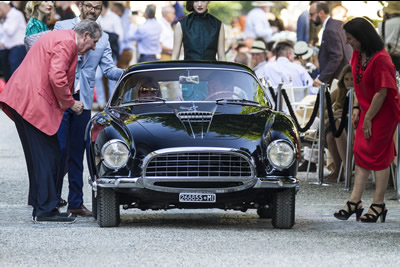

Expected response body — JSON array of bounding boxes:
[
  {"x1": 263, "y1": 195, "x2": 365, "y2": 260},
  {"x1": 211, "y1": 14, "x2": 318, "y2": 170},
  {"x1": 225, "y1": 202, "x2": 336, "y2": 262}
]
[
  {"x1": 345, "y1": 88, "x2": 354, "y2": 191},
  {"x1": 317, "y1": 83, "x2": 326, "y2": 184},
  {"x1": 276, "y1": 83, "x2": 283, "y2": 112}
]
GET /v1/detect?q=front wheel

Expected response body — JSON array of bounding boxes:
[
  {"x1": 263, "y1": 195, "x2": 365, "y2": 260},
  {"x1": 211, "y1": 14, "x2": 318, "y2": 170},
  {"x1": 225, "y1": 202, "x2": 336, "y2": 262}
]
[
  {"x1": 272, "y1": 188, "x2": 295, "y2": 229},
  {"x1": 97, "y1": 187, "x2": 120, "y2": 227}
]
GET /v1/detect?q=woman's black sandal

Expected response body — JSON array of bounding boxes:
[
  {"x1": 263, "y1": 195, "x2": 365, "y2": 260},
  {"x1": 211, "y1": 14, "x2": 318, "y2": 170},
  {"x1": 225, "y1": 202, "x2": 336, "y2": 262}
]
[
  {"x1": 360, "y1": 203, "x2": 387, "y2": 223},
  {"x1": 334, "y1": 200, "x2": 363, "y2": 221}
]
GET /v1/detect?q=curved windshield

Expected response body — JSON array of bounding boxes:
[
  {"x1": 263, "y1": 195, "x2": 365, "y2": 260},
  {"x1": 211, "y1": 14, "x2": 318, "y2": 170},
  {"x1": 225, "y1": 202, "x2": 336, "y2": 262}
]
[{"x1": 111, "y1": 68, "x2": 270, "y2": 107}]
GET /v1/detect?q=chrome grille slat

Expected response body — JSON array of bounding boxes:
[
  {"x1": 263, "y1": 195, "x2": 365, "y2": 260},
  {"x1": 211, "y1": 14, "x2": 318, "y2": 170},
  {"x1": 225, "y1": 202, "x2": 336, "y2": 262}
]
[
  {"x1": 177, "y1": 112, "x2": 213, "y2": 123},
  {"x1": 144, "y1": 152, "x2": 252, "y2": 178}
]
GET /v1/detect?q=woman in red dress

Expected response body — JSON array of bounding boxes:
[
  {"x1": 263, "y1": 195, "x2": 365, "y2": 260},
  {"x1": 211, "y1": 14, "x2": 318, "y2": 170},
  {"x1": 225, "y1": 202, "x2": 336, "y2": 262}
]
[{"x1": 334, "y1": 17, "x2": 400, "y2": 223}]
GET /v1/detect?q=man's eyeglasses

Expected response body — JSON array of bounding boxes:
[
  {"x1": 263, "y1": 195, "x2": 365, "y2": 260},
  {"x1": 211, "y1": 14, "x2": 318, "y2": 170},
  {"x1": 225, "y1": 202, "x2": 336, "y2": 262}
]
[{"x1": 83, "y1": 4, "x2": 102, "y2": 12}]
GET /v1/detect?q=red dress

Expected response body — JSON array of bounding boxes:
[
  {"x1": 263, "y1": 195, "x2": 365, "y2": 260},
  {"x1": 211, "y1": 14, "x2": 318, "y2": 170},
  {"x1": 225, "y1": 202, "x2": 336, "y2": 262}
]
[{"x1": 351, "y1": 49, "x2": 400, "y2": 170}]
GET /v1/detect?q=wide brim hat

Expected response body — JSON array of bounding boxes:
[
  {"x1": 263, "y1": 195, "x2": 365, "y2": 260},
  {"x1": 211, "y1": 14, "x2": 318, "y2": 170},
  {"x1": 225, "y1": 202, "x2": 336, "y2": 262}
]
[
  {"x1": 294, "y1": 41, "x2": 314, "y2": 60},
  {"x1": 252, "y1": 1, "x2": 274, "y2": 7},
  {"x1": 249, "y1": 40, "x2": 267, "y2": 53},
  {"x1": 383, "y1": 2, "x2": 400, "y2": 15}
]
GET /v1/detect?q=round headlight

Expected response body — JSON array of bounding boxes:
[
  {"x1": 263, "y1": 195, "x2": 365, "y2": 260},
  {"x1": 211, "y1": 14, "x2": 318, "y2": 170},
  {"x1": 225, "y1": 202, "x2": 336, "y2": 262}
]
[
  {"x1": 101, "y1": 140, "x2": 130, "y2": 169},
  {"x1": 267, "y1": 140, "x2": 295, "y2": 170}
]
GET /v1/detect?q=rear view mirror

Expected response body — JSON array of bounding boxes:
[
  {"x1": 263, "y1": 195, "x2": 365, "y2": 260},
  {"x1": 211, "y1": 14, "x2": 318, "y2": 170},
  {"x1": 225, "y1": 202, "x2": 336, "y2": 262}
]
[{"x1": 179, "y1": 75, "x2": 199, "y2": 84}]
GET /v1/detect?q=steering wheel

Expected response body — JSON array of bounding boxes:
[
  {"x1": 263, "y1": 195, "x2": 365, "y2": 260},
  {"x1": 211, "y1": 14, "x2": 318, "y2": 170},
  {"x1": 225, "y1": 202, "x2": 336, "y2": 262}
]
[{"x1": 204, "y1": 91, "x2": 241, "y2": 101}]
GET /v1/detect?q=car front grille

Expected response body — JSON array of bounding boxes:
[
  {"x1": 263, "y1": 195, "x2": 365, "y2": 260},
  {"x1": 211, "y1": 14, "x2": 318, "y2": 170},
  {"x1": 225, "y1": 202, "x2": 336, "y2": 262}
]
[{"x1": 144, "y1": 151, "x2": 253, "y2": 178}]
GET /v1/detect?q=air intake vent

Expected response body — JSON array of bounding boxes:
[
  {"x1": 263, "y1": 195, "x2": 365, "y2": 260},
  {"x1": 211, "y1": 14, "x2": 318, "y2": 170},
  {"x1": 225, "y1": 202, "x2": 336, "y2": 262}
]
[{"x1": 177, "y1": 111, "x2": 213, "y2": 123}]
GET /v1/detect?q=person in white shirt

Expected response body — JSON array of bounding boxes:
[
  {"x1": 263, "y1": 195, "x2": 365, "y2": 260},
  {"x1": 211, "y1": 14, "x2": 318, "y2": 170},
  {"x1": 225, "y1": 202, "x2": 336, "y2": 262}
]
[
  {"x1": 0, "y1": 2, "x2": 26, "y2": 81},
  {"x1": 159, "y1": 6, "x2": 175, "y2": 60},
  {"x1": 243, "y1": 1, "x2": 273, "y2": 49},
  {"x1": 378, "y1": 2, "x2": 400, "y2": 55},
  {"x1": 258, "y1": 41, "x2": 315, "y2": 97},
  {"x1": 248, "y1": 40, "x2": 268, "y2": 79},
  {"x1": 95, "y1": 1, "x2": 124, "y2": 107}
]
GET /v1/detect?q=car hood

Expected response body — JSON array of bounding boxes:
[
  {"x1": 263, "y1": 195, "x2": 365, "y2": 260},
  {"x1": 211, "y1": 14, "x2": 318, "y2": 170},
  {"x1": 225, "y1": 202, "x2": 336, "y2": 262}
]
[{"x1": 110, "y1": 102, "x2": 271, "y2": 141}]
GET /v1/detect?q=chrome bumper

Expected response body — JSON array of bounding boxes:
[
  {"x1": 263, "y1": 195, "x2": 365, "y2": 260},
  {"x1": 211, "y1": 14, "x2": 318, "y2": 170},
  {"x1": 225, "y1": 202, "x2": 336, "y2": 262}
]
[{"x1": 90, "y1": 176, "x2": 299, "y2": 193}]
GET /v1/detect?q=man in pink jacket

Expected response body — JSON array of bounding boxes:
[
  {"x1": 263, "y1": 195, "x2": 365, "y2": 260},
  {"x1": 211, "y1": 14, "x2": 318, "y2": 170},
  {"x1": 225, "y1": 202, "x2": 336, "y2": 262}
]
[{"x1": 0, "y1": 19, "x2": 102, "y2": 224}]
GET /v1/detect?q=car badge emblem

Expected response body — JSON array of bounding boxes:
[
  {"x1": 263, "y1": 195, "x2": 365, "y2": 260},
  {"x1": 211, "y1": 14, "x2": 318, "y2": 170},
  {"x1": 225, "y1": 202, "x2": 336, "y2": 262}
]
[{"x1": 180, "y1": 103, "x2": 199, "y2": 111}]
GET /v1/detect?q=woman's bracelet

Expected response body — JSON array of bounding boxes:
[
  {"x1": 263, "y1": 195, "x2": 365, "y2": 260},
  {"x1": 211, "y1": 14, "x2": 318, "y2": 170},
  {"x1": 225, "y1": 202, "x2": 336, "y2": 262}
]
[{"x1": 353, "y1": 106, "x2": 360, "y2": 110}]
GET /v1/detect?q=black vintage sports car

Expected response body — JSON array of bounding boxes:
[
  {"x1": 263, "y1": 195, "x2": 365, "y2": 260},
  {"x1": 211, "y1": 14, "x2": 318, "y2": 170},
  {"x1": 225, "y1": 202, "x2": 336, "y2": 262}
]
[{"x1": 87, "y1": 61, "x2": 300, "y2": 229}]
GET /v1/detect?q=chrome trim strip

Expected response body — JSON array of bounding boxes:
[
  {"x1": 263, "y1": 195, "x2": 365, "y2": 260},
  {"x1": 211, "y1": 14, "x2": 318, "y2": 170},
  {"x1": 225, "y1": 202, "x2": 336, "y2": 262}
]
[{"x1": 92, "y1": 176, "x2": 298, "y2": 190}]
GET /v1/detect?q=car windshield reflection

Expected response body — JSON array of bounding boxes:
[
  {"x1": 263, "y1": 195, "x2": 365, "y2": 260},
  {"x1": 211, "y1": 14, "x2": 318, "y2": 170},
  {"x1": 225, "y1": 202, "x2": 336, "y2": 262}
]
[{"x1": 111, "y1": 69, "x2": 269, "y2": 107}]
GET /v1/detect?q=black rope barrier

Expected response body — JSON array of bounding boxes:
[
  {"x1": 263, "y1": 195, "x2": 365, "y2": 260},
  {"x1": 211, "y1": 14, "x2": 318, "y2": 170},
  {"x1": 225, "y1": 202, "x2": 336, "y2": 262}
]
[
  {"x1": 325, "y1": 91, "x2": 349, "y2": 138},
  {"x1": 279, "y1": 87, "x2": 349, "y2": 137},
  {"x1": 281, "y1": 89, "x2": 320, "y2": 133}
]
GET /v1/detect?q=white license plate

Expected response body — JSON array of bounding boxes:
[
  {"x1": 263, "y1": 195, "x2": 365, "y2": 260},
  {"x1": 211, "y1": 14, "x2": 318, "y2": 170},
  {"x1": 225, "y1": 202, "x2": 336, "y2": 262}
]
[{"x1": 179, "y1": 193, "x2": 216, "y2": 203}]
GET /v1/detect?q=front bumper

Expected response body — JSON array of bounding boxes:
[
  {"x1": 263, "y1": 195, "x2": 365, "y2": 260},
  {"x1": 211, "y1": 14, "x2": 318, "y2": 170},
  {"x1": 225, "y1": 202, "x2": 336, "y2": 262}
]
[{"x1": 90, "y1": 176, "x2": 299, "y2": 193}]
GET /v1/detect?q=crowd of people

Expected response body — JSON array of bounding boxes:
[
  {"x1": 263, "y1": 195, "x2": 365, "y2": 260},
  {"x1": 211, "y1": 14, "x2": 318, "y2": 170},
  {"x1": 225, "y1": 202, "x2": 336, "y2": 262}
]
[{"x1": 0, "y1": 1, "x2": 399, "y2": 224}]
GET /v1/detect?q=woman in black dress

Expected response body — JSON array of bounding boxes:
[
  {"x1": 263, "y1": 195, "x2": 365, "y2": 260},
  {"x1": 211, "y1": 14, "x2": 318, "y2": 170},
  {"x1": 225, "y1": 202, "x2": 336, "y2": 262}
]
[{"x1": 172, "y1": 1, "x2": 225, "y2": 60}]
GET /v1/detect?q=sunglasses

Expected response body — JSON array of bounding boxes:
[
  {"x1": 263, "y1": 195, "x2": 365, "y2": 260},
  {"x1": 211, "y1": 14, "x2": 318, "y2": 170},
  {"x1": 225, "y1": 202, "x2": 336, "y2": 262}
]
[{"x1": 139, "y1": 87, "x2": 159, "y2": 94}]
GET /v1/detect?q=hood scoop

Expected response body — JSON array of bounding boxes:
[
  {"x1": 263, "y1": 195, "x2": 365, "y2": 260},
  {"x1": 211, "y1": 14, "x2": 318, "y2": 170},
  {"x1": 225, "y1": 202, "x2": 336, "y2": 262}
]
[
  {"x1": 177, "y1": 111, "x2": 213, "y2": 123},
  {"x1": 176, "y1": 111, "x2": 214, "y2": 139}
]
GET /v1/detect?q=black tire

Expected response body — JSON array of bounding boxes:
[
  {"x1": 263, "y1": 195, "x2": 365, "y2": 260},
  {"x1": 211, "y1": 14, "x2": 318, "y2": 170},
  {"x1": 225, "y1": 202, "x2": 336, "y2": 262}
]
[
  {"x1": 92, "y1": 189, "x2": 97, "y2": 220},
  {"x1": 97, "y1": 187, "x2": 120, "y2": 227},
  {"x1": 272, "y1": 188, "x2": 295, "y2": 229},
  {"x1": 257, "y1": 205, "x2": 272, "y2": 219}
]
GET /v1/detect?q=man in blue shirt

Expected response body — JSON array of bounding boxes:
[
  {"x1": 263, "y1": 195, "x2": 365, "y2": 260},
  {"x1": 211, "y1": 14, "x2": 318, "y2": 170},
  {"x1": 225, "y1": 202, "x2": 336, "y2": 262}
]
[
  {"x1": 127, "y1": 4, "x2": 161, "y2": 63},
  {"x1": 243, "y1": 1, "x2": 274, "y2": 49}
]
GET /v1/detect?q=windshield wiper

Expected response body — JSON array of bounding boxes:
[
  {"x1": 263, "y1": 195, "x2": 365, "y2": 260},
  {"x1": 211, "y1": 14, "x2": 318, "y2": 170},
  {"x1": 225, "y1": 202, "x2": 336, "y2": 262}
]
[{"x1": 216, "y1": 98, "x2": 260, "y2": 106}]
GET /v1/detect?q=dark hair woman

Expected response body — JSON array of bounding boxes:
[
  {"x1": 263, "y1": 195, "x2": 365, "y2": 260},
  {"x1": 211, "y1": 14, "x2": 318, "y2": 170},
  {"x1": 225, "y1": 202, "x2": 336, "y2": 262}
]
[
  {"x1": 334, "y1": 17, "x2": 400, "y2": 223},
  {"x1": 171, "y1": 1, "x2": 225, "y2": 61}
]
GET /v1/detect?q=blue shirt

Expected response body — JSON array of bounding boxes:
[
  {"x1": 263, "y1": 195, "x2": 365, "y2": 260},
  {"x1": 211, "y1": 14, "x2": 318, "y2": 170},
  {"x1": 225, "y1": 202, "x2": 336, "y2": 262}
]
[
  {"x1": 296, "y1": 10, "x2": 309, "y2": 43},
  {"x1": 127, "y1": 18, "x2": 162, "y2": 55}
]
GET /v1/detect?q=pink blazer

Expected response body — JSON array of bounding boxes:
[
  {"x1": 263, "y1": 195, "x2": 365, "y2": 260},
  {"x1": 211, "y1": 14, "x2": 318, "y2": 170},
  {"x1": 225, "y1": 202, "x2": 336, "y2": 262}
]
[{"x1": 0, "y1": 30, "x2": 77, "y2": 136}]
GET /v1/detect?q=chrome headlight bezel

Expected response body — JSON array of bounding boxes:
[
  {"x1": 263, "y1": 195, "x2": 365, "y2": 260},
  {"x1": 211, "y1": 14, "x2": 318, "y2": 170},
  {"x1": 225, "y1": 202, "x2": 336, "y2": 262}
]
[
  {"x1": 101, "y1": 139, "x2": 130, "y2": 170},
  {"x1": 266, "y1": 140, "x2": 295, "y2": 171}
]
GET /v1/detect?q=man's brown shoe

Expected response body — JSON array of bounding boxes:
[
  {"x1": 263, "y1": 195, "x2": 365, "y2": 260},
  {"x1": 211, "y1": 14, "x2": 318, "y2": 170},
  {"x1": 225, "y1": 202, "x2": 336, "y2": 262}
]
[{"x1": 67, "y1": 205, "x2": 92, "y2": 217}]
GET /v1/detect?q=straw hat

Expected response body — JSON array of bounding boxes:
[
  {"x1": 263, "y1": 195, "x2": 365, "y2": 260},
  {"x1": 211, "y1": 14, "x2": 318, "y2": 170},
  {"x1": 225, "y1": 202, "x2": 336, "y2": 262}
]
[
  {"x1": 249, "y1": 40, "x2": 267, "y2": 53},
  {"x1": 383, "y1": 2, "x2": 400, "y2": 15},
  {"x1": 294, "y1": 41, "x2": 314, "y2": 60},
  {"x1": 252, "y1": 1, "x2": 274, "y2": 7}
]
